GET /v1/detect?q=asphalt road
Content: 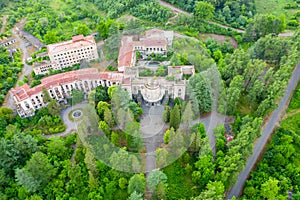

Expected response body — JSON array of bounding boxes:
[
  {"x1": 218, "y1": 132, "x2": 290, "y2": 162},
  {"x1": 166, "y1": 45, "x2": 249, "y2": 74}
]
[
  {"x1": 45, "y1": 102, "x2": 88, "y2": 138},
  {"x1": 3, "y1": 28, "x2": 32, "y2": 110},
  {"x1": 227, "y1": 63, "x2": 300, "y2": 198}
]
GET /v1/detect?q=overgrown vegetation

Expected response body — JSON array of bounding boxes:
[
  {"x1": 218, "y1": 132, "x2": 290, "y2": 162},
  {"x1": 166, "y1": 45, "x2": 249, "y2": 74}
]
[
  {"x1": 164, "y1": 0, "x2": 256, "y2": 29},
  {"x1": 0, "y1": 47, "x2": 23, "y2": 105},
  {"x1": 0, "y1": 0, "x2": 300, "y2": 199}
]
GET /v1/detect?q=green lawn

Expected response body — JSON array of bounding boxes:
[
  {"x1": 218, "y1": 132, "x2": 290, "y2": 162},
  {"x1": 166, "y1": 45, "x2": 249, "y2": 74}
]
[{"x1": 255, "y1": 0, "x2": 299, "y2": 19}]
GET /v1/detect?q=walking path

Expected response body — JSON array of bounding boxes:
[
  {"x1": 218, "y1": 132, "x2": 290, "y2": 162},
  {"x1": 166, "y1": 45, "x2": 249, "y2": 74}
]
[
  {"x1": 159, "y1": 0, "x2": 244, "y2": 33},
  {"x1": 283, "y1": 109, "x2": 300, "y2": 119},
  {"x1": 227, "y1": 63, "x2": 300, "y2": 198}
]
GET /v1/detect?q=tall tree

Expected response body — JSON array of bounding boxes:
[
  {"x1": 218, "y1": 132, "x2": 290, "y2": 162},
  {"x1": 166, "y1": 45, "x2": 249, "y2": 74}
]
[
  {"x1": 75, "y1": 24, "x2": 91, "y2": 36},
  {"x1": 244, "y1": 14, "x2": 285, "y2": 41},
  {"x1": 169, "y1": 104, "x2": 181, "y2": 130},
  {"x1": 15, "y1": 152, "x2": 56, "y2": 192},
  {"x1": 162, "y1": 105, "x2": 170, "y2": 123},
  {"x1": 46, "y1": 100, "x2": 60, "y2": 116},
  {"x1": 194, "y1": 1, "x2": 215, "y2": 21},
  {"x1": 226, "y1": 75, "x2": 244, "y2": 115},
  {"x1": 42, "y1": 87, "x2": 52, "y2": 103},
  {"x1": 71, "y1": 89, "x2": 84, "y2": 104},
  {"x1": 187, "y1": 74, "x2": 212, "y2": 114},
  {"x1": 104, "y1": 107, "x2": 114, "y2": 127},
  {"x1": 147, "y1": 169, "x2": 168, "y2": 192},
  {"x1": 193, "y1": 181, "x2": 225, "y2": 200},
  {"x1": 181, "y1": 102, "x2": 194, "y2": 133},
  {"x1": 128, "y1": 174, "x2": 146, "y2": 194},
  {"x1": 44, "y1": 31, "x2": 58, "y2": 44},
  {"x1": 261, "y1": 178, "x2": 280, "y2": 199}
]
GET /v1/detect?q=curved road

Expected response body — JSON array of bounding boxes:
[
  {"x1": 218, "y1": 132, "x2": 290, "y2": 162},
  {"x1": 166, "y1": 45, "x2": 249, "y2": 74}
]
[
  {"x1": 159, "y1": 0, "x2": 294, "y2": 36},
  {"x1": 159, "y1": 0, "x2": 244, "y2": 33},
  {"x1": 3, "y1": 28, "x2": 33, "y2": 109},
  {"x1": 227, "y1": 63, "x2": 300, "y2": 198},
  {"x1": 45, "y1": 102, "x2": 88, "y2": 138}
]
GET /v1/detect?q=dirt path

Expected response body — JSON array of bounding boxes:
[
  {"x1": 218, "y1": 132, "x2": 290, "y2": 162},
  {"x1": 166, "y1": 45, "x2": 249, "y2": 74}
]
[
  {"x1": 284, "y1": 109, "x2": 300, "y2": 119},
  {"x1": 159, "y1": 0, "x2": 245, "y2": 33},
  {"x1": 0, "y1": 15, "x2": 8, "y2": 34},
  {"x1": 200, "y1": 33, "x2": 238, "y2": 48},
  {"x1": 160, "y1": 0, "x2": 294, "y2": 37}
]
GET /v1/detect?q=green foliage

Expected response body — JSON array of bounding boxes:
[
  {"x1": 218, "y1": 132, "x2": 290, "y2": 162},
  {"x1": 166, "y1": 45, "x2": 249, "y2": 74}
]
[
  {"x1": 128, "y1": 174, "x2": 146, "y2": 194},
  {"x1": 97, "y1": 101, "x2": 111, "y2": 120},
  {"x1": 187, "y1": 74, "x2": 212, "y2": 114},
  {"x1": 165, "y1": 0, "x2": 255, "y2": 28},
  {"x1": 169, "y1": 104, "x2": 181, "y2": 130},
  {"x1": 147, "y1": 169, "x2": 168, "y2": 192},
  {"x1": 216, "y1": 116, "x2": 262, "y2": 189},
  {"x1": 44, "y1": 31, "x2": 59, "y2": 44},
  {"x1": 128, "y1": 191, "x2": 143, "y2": 200},
  {"x1": 0, "y1": 47, "x2": 23, "y2": 105},
  {"x1": 70, "y1": 89, "x2": 85, "y2": 104},
  {"x1": 261, "y1": 178, "x2": 280, "y2": 199},
  {"x1": 95, "y1": 0, "x2": 171, "y2": 23},
  {"x1": 244, "y1": 14, "x2": 285, "y2": 41},
  {"x1": 0, "y1": 133, "x2": 39, "y2": 174},
  {"x1": 162, "y1": 105, "x2": 170, "y2": 123},
  {"x1": 155, "y1": 66, "x2": 168, "y2": 77},
  {"x1": 139, "y1": 68, "x2": 154, "y2": 77},
  {"x1": 163, "y1": 156, "x2": 199, "y2": 199},
  {"x1": 255, "y1": 0, "x2": 299, "y2": 28},
  {"x1": 46, "y1": 137, "x2": 70, "y2": 160},
  {"x1": 15, "y1": 152, "x2": 56, "y2": 192},
  {"x1": 194, "y1": 1, "x2": 215, "y2": 21},
  {"x1": 249, "y1": 34, "x2": 290, "y2": 65},
  {"x1": 287, "y1": 83, "x2": 300, "y2": 112},
  {"x1": 172, "y1": 38, "x2": 215, "y2": 73},
  {"x1": 243, "y1": 127, "x2": 300, "y2": 199},
  {"x1": 75, "y1": 24, "x2": 91, "y2": 36},
  {"x1": 193, "y1": 181, "x2": 225, "y2": 200},
  {"x1": 42, "y1": 87, "x2": 52, "y2": 103},
  {"x1": 130, "y1": 2, "x2": 172, "y2": 23}
]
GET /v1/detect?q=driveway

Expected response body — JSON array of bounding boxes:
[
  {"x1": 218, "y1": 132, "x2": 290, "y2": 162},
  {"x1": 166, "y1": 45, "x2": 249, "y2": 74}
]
[{"x1": 45, "y1": 102, "x2": 88, "y2": 138}]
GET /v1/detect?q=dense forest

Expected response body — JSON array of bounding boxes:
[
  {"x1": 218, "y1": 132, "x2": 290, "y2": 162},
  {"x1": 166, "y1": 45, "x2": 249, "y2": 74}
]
[
  {"x1": 0, "y1": 0, "x2": 299, "y2": 199},
  {"x1": 242, "y1": 84, "x2": 300, "y2": 199},
  {"x1": 164, "y1": 0, "x2": 256, "y2": 28}
]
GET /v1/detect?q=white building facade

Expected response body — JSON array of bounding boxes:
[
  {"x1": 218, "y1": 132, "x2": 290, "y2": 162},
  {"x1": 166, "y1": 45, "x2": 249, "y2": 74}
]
[
  {"x1": 47, "y1": 35, "x2": 99, "y2": 69},
  {"x1": 10, "y1": 68, "x2": 123, "y2": 118}
]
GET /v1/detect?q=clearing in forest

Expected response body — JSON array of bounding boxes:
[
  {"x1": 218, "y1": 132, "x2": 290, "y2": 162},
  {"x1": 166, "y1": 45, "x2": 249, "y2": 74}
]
[{"x1": 255, "y1": 0, "x2": 299, "y2": 19}]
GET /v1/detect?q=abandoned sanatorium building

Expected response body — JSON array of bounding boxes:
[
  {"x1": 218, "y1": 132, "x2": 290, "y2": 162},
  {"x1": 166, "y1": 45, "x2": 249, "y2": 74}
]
[
  {"x1": 10, "y1": 29, "x2": 194, "y2": 118},
  {"x1": 33, "y1": 34, "x2": 99, "y2": 75}
]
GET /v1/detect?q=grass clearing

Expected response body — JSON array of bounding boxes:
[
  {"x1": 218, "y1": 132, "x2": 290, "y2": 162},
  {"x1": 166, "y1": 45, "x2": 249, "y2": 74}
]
[{"x1": 255, "y1": 0, "x2": 299, "y2": 20}]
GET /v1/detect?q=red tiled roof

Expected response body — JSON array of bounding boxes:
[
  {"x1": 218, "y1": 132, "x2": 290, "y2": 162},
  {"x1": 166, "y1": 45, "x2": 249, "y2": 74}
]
[
  {"x1": 47, "y1": 35, "x2": 96, "y2": 53},
  {"x1": 140, "y1": 38, "x2": 167, "y2": 47},
  {"x1": 118, "y1": 36, "x2": 134, "y2": 68},
  {"x1": 10, "y1": 68, "x2": 124, "y2": 102}
]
